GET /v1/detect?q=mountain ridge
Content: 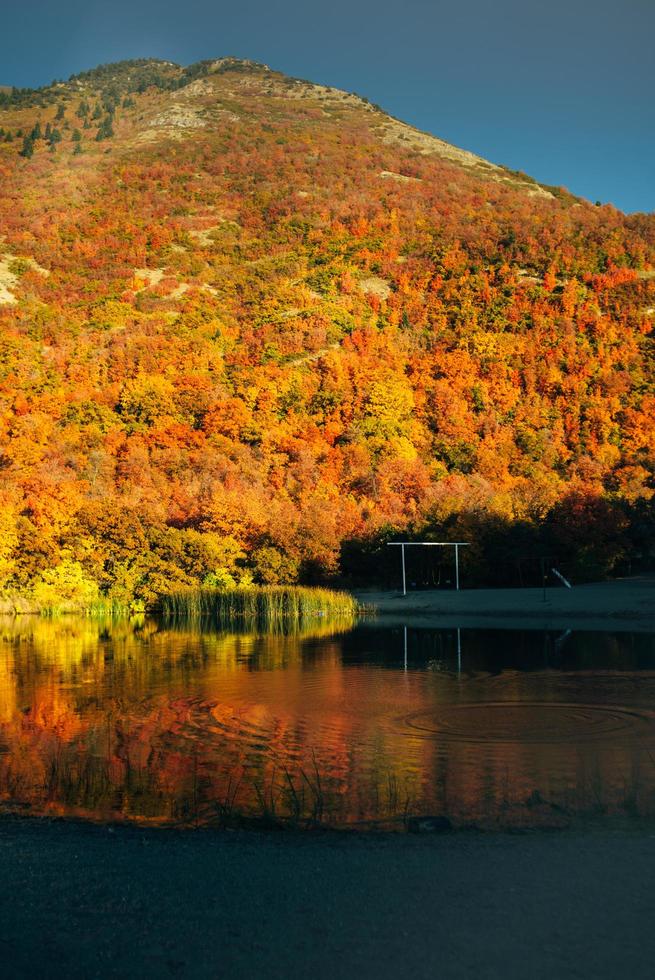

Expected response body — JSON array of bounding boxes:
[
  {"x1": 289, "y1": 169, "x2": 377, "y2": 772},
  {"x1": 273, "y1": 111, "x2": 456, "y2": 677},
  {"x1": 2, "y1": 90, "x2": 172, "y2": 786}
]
[
  {"x1": 0, "y1": 56, "x2": 566, "y2": 201},
  {"x1": 0, "y1": 56, "x2": 653, "y2": 603}
]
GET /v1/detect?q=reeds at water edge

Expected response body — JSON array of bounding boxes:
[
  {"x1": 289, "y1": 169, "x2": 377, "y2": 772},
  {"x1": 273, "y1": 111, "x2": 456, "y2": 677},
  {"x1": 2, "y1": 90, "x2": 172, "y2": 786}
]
[{"x1": 159, "y1": 585, "x2": 359, "y2": 627}]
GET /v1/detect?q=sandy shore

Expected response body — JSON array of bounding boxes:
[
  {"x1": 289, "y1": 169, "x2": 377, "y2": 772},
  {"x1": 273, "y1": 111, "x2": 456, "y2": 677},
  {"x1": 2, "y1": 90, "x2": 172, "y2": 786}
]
[
  {"x1": 354, "y1": 577, "x2": 655, "y2": 632},
  {"x1": 1, "y1": 817, "x2": 654, "y2": 978}
]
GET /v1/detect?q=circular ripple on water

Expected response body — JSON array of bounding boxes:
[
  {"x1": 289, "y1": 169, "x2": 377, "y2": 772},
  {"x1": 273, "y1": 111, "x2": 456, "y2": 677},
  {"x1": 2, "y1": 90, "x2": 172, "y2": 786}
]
[
  {"x1": 402, "y1": 702, "x2": 655, "y2": 744},
  {"x1": 168, "y1": 698, "x2": 310, "y2": 765}
]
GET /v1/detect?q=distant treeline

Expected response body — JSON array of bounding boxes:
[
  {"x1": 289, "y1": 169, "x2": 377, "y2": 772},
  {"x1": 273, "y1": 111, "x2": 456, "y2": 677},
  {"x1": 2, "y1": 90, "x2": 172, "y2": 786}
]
[
  {"x1": 0, "y1": 86, "x2": 56, "y2": 109},
  {"x1": 339, "y1": 493, "x2": 655, "y2": 589},
  {"x1": 0, "y1": 58, "x2": 214, "y2": 111}
]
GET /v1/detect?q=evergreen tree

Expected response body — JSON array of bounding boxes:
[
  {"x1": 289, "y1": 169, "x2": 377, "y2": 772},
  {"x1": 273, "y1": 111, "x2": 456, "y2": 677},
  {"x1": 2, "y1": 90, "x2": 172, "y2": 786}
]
[
  {"x1": 55, "y1": 102, "x2": 65, "y2": 120},
  {"x1": 19, "y1": 135, "x2": 34, "y2": 158},
  {"x1": 30, "y1": 122, "x2": 41, "y2": 141},
  {"x1": 95, "y1": 116, "x2": 114, "y2": 141}
]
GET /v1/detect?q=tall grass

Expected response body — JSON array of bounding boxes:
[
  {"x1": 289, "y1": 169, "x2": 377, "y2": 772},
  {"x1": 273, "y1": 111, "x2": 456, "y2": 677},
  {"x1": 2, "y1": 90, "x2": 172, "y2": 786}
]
[
  {"x1": 39, "y1": 598, "x2": 134, "y2": 619},
  {"x1": 160, "y1": 585, "x2": 358, "y2": 629}
]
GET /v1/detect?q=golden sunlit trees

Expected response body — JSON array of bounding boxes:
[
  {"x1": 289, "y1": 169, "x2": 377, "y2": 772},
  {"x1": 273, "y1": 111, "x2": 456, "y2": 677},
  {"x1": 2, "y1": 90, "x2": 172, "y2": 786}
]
[{"x1": 0, "y1": 58, "x2": 653, "y2": 602}]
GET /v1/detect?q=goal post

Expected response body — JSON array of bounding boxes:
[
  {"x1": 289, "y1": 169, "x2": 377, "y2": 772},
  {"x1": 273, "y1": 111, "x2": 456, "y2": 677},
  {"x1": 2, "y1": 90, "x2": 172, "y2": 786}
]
[{"x1": 386, "y1": 542, "x2": 470, "y2": 595}]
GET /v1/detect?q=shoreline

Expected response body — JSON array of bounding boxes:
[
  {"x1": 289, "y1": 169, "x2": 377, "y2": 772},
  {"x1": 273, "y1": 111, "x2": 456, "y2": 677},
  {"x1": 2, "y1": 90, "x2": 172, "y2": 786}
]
[
  {"x1": 355, "y1": 576, "x2": 655, "y2": 632},
  {"x1": 2, "y1": 576, "x2": 654, "y2": 632}
]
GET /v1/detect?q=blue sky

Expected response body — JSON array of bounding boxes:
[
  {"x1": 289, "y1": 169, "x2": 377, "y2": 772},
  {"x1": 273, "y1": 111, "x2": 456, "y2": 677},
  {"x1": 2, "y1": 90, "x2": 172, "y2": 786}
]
[{"x1": 2, "y1": 0, "x2": 653, "y2": 213}]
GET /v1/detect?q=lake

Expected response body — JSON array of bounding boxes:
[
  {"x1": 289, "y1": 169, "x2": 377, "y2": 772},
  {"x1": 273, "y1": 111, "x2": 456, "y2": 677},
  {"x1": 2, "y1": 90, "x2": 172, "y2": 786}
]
[{"x1": 1, "y1": 616, "x2": 655, "y2": 830}]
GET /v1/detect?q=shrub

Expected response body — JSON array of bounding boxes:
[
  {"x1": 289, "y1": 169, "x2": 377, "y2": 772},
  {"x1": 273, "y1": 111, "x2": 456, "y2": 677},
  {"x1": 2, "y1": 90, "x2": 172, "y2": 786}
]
[{"x1": 32, "y1": 560, "x2": 100, "y2": 612}]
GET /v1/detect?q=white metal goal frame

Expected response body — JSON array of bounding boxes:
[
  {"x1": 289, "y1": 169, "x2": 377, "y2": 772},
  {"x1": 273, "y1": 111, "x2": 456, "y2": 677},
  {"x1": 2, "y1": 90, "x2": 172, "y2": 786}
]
[{"x1": 387, "y1": 542, "x2": 470, "y2": 595}]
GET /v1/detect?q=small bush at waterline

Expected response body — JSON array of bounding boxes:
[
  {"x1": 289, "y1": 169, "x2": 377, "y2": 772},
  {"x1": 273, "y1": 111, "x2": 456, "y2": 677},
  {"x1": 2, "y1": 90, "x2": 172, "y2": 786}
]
[
  {"x1": 160, "y1": 586, "x2": 358, "y2": 627},
  {"x1": 31, "y1": 559, "x2": 100, "y2": 614}
]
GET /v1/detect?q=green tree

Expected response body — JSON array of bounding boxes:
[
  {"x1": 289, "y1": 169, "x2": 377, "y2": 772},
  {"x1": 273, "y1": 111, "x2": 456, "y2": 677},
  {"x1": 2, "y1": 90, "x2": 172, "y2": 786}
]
[
  {"x1": 19, "y1": 135, "x2": 34, "y2": 158},
  {"x1": 95, "y1": 116, "x2": 114, "y2": 141},
  {"x1": 252, "y1": 545, "x2": 300, "y2": 585}
]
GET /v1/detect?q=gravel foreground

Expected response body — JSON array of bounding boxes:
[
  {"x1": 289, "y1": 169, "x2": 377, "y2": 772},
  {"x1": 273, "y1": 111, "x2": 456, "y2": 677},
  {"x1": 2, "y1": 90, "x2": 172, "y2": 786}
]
[{"x1": 1, "y1": 818, "x2": 654, "y2": 979}]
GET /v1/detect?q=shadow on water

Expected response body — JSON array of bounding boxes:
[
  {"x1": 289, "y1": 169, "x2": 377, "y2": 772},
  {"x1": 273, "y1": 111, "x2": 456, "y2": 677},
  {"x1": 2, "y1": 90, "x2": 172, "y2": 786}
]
[
  {"x1": 1, "y1": 615, "x2": 655, "y2": 831},
  {"x1": 344, "y1": 623, "x2": 655, "y2": 672}
]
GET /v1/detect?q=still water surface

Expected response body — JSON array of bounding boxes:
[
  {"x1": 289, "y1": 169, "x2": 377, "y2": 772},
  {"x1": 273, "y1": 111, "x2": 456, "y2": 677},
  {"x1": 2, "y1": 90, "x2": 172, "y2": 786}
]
[{"x1": 1, "y1": 616, "x2": 655, "y2": 829}]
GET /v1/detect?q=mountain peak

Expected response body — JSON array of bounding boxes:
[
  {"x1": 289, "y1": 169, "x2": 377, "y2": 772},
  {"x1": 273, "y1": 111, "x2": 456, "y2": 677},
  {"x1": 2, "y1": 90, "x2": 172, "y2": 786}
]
[
  {"x1": 0, "y1": 54, "x2": 579, "y2": 206},
  {"x1": 0, "y1": 53, "x2": 653, "y2": 601}
]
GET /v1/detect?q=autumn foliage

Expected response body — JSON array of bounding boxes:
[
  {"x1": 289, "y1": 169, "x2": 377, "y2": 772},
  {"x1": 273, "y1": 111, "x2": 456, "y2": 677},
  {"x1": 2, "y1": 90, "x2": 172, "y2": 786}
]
[{"x1": 0, "y1": 59, "x2": 653, "y2": 604}]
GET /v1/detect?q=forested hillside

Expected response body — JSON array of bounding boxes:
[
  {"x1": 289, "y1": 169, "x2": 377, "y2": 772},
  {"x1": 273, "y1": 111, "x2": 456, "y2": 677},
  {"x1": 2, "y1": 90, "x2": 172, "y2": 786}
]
[{"x1": 0, "y1": 58, "x2": 654, "y2": 605}]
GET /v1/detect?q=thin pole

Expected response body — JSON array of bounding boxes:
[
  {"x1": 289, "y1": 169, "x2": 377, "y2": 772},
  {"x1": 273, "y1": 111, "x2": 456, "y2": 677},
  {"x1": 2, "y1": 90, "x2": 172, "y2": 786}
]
[
  {"x1": 455, "y1": 544, "x2": 460, "y2": 591},
  {"x1": 404, "y1": 626, "x2": 408, "y2": 671},
  {"x1": 401, "y1": 543, "x2": 406, "y2": 597}
]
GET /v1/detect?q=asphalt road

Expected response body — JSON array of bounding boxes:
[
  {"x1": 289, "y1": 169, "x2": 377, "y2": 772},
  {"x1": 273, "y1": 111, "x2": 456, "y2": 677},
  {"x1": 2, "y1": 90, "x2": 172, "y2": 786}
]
[{"x1": 1, "y1": 818, "x2": 654, "y2": 979}]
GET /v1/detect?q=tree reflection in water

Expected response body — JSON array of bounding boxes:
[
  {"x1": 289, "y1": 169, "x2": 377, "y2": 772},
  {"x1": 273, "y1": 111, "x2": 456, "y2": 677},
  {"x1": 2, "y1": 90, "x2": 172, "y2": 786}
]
[{"x1": 1, "y1": 617, "x2": 655, "y2": 829}]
